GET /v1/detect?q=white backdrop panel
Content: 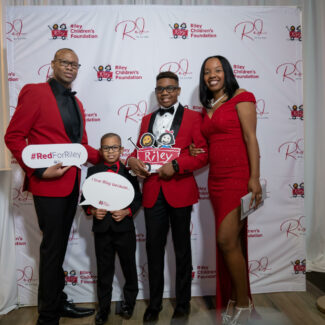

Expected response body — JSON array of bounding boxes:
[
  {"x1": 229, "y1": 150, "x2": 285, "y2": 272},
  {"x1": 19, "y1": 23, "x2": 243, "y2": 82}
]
[{"x1": 6, "y1": 5, "x2": 304, "y2": 305}]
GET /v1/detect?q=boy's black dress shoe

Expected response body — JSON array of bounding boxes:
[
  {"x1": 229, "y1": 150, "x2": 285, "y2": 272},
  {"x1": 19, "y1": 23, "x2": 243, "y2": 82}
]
[
  {"x1": 95, "y1": 309, "x2": 110, "y2": 325},
  {"x1": 172, "y1": 303, "x2": 190, "y2": 318},
  {"x1": 143, "y1": 306, "x2": 162, "y2": 322},
  {"x1": 118, "y1": 301, "x2": 134, "y2": 319},
  {"x1": 60, "y1": 301, "x2": 95, "y2": 318}
]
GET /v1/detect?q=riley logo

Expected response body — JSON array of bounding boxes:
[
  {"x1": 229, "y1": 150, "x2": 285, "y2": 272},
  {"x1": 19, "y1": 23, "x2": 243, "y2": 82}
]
[
  {"x1": 280, "y1": 216, "x2": 305, "y2": 237},
  {"x1": 159, "y1": 59, "x2": 191, "y2": 76},
  {"x1": 292, "y1": 259, "x2": 306, "y2": 274},
  {"x1": 64, "y1": 270, "x2": 78, "y2": 285},
  {"x1": 94, "y1": 65, "x2": 113, "y2": 81},
  {"x1": 115, "y1": 17, "x2": 147, "y2": 40},
  {"x1": 289, "y1": 182, "x2": 304, "y2": 198},
  {"x1": 6, "y1": 19, "x2": 25, "y2": 41},
  {"x1": 17, "y1": 266, "x2": 34, "y2": 283},
  {"x1": 248, "y1": 257, "x2": 271, "y2": 277},
  {"x1": 287, "y1": 25, "x2": 302, "y2": 41},
  {"x1": 234, "y1": 19, "x2": 265, "y2": 40},
  {"x1": 117, "y1": 100, "x2": 148, "y2": 124},
  {"x1": 38, "y1": 63, "x2": 51, "y2": 81},
  {"x1": 278, "y1": 138, "x2": 304, "y2": 160},
  {"x1": 169, "y1": 23, "x2": 188, "y2": 39},
  {"x1": 276, "y1": 60, "x2": 302, "y2": 82},
  {"x1": 48, "y1": 23, "x2": 68, "y2": 40},
  {"x1": 256, "y1": 99, "x2": 269, "y2": 118},
  {"x1": 288, "y1": 105, "x2": 303, "y2": 120}
]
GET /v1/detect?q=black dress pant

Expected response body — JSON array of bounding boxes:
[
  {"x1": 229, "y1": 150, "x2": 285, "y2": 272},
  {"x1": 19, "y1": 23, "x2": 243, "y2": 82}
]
[
  {"x1": 33, "y1": 178, "x2": 79, "y2": 325},
  {"x1": 144, "y1": 189, "x2": 192, "y2": 310},
  {"x1": 94, "y1": 228, "x2": 138, "y2": 312}
]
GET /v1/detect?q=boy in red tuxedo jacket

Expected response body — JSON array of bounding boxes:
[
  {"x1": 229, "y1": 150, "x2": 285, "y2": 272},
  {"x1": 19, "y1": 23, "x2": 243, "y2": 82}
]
[
  {"x1": 127, "y1": 71, "x2": 208, "y2": 322},
  {"x1": 81, "y1": 133, "x2": 141, "y2": 325}
]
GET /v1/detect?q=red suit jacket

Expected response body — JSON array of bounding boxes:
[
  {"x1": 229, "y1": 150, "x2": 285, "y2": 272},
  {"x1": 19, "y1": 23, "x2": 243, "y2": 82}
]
[
  {"x1": 129, "y1": 105, "x2": 208, "y2": 208},
  {"x1": 5, "y1": 82, "x2": 100, "y2": 197}
]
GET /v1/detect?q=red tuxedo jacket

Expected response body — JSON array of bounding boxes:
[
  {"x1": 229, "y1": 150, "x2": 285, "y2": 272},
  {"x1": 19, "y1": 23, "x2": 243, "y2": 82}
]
[
  {"x1": 129, "y1": 105, "x2": 208, "y2": 208},
  {"x1": 5, "y1": 82, "x2": 100, "y2": 197}
]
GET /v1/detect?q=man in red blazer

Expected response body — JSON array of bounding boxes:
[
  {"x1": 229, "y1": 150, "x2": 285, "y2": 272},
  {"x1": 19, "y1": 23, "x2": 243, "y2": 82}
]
[
  {"x1": 5, "y1": 48, "x2": 99, "y2": 325},
  {"x1": 128, "y1": 71, "x2": 208, "y2": 322}
]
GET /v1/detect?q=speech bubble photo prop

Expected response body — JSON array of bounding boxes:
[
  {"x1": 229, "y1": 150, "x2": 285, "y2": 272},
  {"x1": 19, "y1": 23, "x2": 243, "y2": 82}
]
[
  {"x1": 80, "y1": 172, "x2": 135, "y2": 211},
  {"x1": 22, "y1": 143, "x2": 88, "y2": 168}
]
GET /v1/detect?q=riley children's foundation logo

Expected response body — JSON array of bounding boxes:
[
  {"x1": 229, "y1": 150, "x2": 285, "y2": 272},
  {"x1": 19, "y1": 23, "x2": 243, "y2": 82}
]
[
  {"x1": 169, "y1": 23, "x2": 188, "y2": 39},
  {"x1": 288, "y1": 104, "x2": 303, "y2": 120},
  {"x1": 94, "y1": 64, "x2": 143, "y2": 81},
  {"x1": 169, "y1": 22, "x2": 216, "y2": 39},
  {"x1": 48, "y1": 23, "x2": 98, "y2": 40},
  {"x1": 233, "y1": 64, "x2": 259, "y2": 79},
  {"x1": 80, "y1": 271, "x2": 97, "y2": 284},
  {"x1": 289, "y1": 182, "x2": 304, "y2": 198},
  {"x1": 193, "y1": 265, "x2": 216, "y2": 280},
  {"x1": 64, "y1": 270, "x2": 78, "y2": 286},
  {"x1": 115, "y1": 17, "x2": 148, "y2": 40},
  {"x1": 286, "y1": 25, "x2": 302, "y2": 41},
  {"x1": 234, "y1": 18, "x2": 266, "y2": 41},
  {"x1": 48, "y1": 23, "x2": 68, "y2": 40},
  {"x1": 291, "y1": 259, "x2": 306, "y2": 274},
  {"x1": 94, "y1": 65, "x2": 113, "y2": 81}
]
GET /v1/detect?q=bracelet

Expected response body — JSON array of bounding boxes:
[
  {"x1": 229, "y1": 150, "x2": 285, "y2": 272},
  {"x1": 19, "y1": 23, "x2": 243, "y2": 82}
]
[{"x1": 171, "y1": 159, "x2": 179, "y2": 173}]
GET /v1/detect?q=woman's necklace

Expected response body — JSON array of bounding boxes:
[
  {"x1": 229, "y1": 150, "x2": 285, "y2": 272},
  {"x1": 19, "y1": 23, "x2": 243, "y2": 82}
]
[{"x1": 210, "y1": 93, "x2": 226, "y2": 107}]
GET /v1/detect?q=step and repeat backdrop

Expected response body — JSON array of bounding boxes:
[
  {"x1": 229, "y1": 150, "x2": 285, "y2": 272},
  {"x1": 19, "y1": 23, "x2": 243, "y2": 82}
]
[{"x1": 6, "y1": 5, "x2": 304, "y2": 305}]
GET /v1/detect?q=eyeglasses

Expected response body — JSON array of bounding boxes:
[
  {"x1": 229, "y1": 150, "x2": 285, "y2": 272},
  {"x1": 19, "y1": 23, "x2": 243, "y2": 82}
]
[
  {"x1": 155, "y1": 86, "x2": 179, "y2": 94},
  {"x1": 101, "y1": 145, "x2": 121, "y2": 152},
  {"x1": 55, "y1": 59, "x2": 81, "y2": 70}
]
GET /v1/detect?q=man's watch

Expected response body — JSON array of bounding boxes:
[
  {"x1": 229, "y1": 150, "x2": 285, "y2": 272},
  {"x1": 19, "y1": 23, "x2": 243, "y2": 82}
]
[{"x1": 171, "y1": 159, "x2": 179, "y2": 173}]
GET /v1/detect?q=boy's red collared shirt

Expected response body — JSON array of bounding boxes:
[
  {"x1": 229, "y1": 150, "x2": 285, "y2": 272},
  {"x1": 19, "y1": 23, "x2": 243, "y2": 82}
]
[{"x1": 86, "y1": 160, "x2": 132, "y2": 216}]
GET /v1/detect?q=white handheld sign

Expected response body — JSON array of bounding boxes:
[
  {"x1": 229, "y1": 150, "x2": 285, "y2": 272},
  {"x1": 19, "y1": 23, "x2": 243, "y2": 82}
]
[
  {"x1": 80, "y1": 172, "x2": 135, "y2": 211},
  {"x1": 22, "y1": 144, "x2": 88, "y2": 169}
]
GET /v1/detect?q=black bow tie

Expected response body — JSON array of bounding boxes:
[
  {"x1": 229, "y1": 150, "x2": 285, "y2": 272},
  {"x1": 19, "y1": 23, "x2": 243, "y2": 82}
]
[
  {"x1": 159, "y1": 106, "x2": 174, "y2": 116},
  {"x1": 106, "y1": 164, "x2": 117, "y2": 172},
  {"x1": 64, "y1": 89, "x2": 77, "y2": 97}
]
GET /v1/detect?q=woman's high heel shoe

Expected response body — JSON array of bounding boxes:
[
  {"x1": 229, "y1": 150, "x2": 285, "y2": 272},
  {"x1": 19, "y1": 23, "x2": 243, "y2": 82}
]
[
  {"x1": 222, "y1": 299, "x2": 236, "y2": 325},
  {"x1": 229, "y1": 300, "x2": 253, "y2": 325}
]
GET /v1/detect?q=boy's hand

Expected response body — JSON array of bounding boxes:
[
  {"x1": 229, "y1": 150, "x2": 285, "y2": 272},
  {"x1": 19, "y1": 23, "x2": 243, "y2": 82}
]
[
  {"x1": 128, "y1": 157, "x2": 150, "y2": 178},
  {"x1": 110, "y1": 209, "x2": 129, "y2": 222},
  {"x1": 91, "y1": 207, "x2": 107, "y2": 220},
  {"x1": 157, "y1": 162, "x2": 175, "y2": 180}
]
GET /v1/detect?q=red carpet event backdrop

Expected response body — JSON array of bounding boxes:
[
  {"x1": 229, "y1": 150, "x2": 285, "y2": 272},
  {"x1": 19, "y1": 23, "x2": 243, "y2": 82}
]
[{"x1": 6, "y1": 5, "x2": 304, "y2": 305}]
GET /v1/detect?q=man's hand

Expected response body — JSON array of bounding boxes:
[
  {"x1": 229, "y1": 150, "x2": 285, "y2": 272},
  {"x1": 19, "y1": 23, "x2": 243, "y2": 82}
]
[
  {"x1": 42, "y1": 163, "x2": 71, "y2": 179},
  {"x1": 111, "y1": 209, "x2": 130, "y2": 222},
  {"x1": 158, "y1": 162, "x2": 175, "y2": 180},
  {"x1": 128, "y1": 157, "x2": 150, "y2": 179}
]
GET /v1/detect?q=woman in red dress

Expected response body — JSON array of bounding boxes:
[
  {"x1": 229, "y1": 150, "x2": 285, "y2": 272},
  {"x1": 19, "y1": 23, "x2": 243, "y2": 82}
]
[{"x1": 193, "y1": 55, "x2": 262, "y2": 325}]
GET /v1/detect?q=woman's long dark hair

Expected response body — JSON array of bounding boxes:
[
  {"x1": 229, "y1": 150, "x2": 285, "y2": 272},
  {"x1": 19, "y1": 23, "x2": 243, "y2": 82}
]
[{"x1": 199, "y1": 55, "x2": 239, "y2": 109}]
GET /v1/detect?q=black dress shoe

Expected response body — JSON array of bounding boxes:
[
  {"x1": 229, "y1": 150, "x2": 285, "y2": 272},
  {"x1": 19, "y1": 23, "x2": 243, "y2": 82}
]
[
  {"x1": 143, "y1": 306, "x2": 162, "y2": 322},
  {"x1": 118, "y1": 301, "x2": 134, "y2": 319},
  {"x1": 95, "y1": 309, "x2": 110, "y2": 325},
  {"x1": 172, "y1": 303, "x2": 190, "y2": 318},
  {"x1": 60, "y1": 301, "x2": 95, "y2": 318}
]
